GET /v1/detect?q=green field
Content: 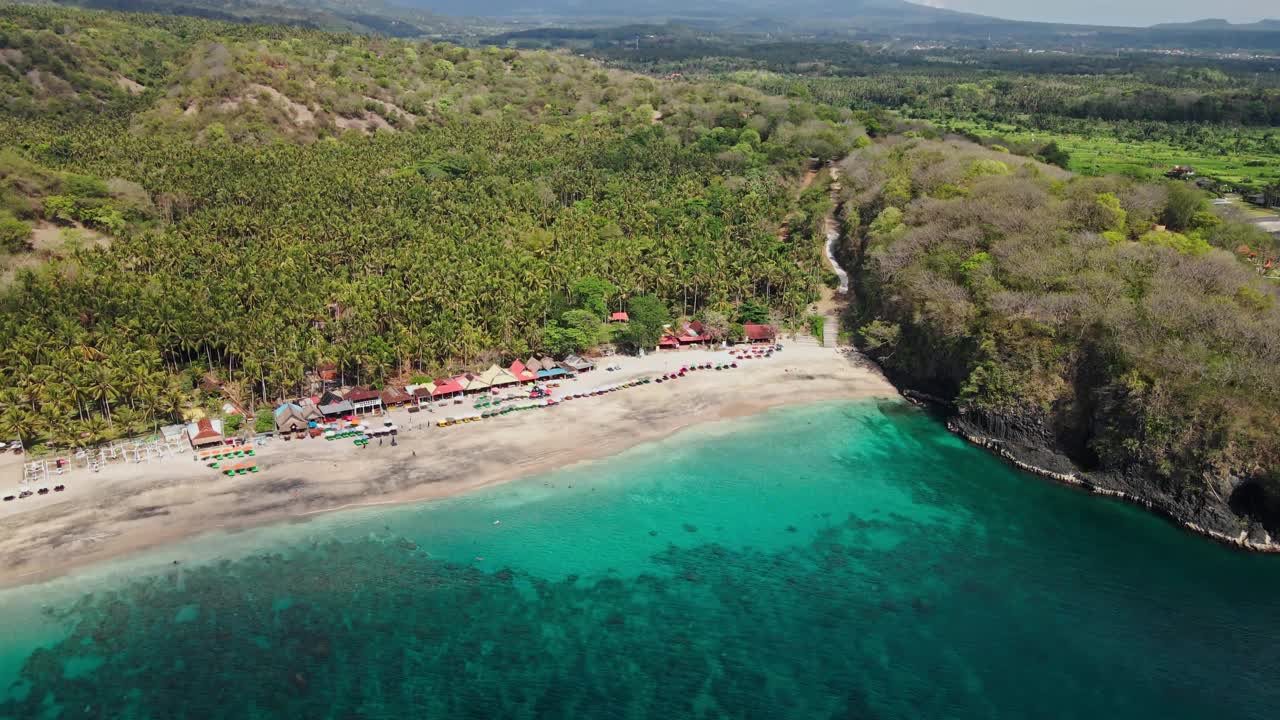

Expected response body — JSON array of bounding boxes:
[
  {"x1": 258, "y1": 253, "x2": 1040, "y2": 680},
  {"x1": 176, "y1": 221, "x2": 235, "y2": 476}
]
[{"x1": 937, "y1": 119, "x2": 1280, "y2": 188}]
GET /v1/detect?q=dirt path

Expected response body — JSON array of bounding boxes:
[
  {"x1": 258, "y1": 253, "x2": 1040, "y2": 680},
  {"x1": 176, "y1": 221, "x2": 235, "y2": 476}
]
[{"x1": 814, "y1": 159, "x2": 850, "y2": 319}]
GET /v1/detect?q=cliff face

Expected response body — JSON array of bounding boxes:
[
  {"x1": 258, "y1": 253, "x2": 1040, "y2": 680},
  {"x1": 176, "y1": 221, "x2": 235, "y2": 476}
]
[
  {"x1": 944, "y1": 400, "x2": 1280, "y2": 551},
  {"x1": 846, "y1": 226, "x2": 1280, "y2": 551},
  {"x1": 837, "y1": 140, "x2": 1280, "y2": 551}
]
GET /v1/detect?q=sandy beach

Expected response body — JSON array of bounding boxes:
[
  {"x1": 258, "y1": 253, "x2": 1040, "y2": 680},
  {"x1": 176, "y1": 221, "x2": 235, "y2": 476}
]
[{"x1": 0, "y1": 343, "x2": 898, "y2": 588}]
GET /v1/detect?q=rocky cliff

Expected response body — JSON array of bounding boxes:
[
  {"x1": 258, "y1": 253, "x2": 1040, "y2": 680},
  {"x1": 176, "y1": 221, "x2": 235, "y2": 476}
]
[{"x1": 939, "y1": 400, "x2": 1280, "y2": 551}]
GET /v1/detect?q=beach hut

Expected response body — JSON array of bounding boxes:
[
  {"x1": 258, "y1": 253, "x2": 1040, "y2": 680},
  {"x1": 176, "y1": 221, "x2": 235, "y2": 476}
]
[
  {"x1": 159, "y1": 424, "x2": 188, "y2": 446},
  {"x1": 346, "y1": 388, "x2": 384, "y2": 416},
  {"x1": 380, "y1": 387, "x2": 412, "y2": 409},
  {"x1": 658, "y1": 336, "x2": 680, "y2": 350},
  {"x1": 319, "y1": 397, "x2": 354, "y2": 419},
  {"x1": 509, "y1": 359, "x2": 538, "y2": 384},
  {"x1": 186, "y1": 418, "x2": 224, "y2": 449},
  {"x1": 479, "y1": 364, "x2": 519, "y2": 389},
  {"x1": 562, "y1": 354, "x2": 596, "y2": 373},
  {"x1": 273, "y1": 403, "x2": 309, "y2": 434},
  {"x1": 529, "y1": 355, "x2": 565, "y2": 380},
  {"x1": 525, "y1": 357, "x2": 544, "y2": 379},
  {"x1": 318, "y1": 389, "x2": 346, "y2": 409},
  {"x1": 743, "y1": 323, "x2": 777, "y2": 344},
  {"x1": 298, "y1": 398, "x2": 325, "y2": 422},
  {"x1": 432, "y1": 377, "x2": 465, "y2": 400},
  {"x1": 609, "y1": 312, "x2": 629, "y2": 323},
  {"x1": 677, "y1": 321, "x2": 710, "y2": 345},
  {"x1": 456, "y1": 373, "x2": 490, "y2": 395},
  {"x1": 411, "y1": 385, "x2": 435, "y2": 409}
]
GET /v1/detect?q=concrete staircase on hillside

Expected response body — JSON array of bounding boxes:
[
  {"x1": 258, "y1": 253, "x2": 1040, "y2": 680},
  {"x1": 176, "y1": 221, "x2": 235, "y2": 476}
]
[{"x1": 790, "y1": 317, "x2": 840, "y2": 348}]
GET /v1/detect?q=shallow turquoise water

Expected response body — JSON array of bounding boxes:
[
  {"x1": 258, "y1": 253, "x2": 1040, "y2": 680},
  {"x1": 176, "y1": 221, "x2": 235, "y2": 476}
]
[{"x1": 1, "y1": 400, "x2": 1278, "y2": 719}]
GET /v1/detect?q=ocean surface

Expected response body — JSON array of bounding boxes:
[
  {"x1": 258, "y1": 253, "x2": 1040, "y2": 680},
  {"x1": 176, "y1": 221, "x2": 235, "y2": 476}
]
[{"x1": 1, "y1": 399, "x2": 1278, "y2": 719}]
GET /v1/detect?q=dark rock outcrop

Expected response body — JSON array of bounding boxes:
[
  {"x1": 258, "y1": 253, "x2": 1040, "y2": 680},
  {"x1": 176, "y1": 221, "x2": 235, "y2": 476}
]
[{"x1": 943, "y1": 403, "x2": 1279, "y2": 552}]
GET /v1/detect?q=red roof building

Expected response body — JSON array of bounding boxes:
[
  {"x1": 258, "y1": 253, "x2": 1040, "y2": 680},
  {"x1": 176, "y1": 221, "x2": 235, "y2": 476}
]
[
  {"x1": 743, "y1": 324, "x2": 776, "y2": 343},
  {"x1": 187, "y1": 417, "x2": 224, "y2": 448},
  {"x1": 345, "y1": 387, "x2": 384, "y2": 415},
  {"x1": 676, "y1": 321, "x2": 708, "y2": 344},
  {"x1": 609, "y1": 312, "x2": 629, "y2": 323},
  {"x1": 659, "y1": 336, "x2": 680, "y2": 348},
  {"x1": 193, "y1": 418, "x2": 219, "y2": 441},
  {"x1": 432, "y1": 377, "x2": 465, "y2": 397},
  {"x1": 509, "y1": 360, "x2": 537, "y2": 383}
]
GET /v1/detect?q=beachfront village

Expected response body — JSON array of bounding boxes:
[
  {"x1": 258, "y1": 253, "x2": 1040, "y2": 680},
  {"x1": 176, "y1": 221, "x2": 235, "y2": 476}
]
[{"x1": 2, "y1": 321, "x2": 787, "y2": 503}]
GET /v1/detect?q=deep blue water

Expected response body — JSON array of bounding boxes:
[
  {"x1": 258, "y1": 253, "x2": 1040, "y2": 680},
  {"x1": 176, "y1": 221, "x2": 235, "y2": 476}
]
[{"x1": 1, "y1": 400, "x2": 1277, "y2": 719}]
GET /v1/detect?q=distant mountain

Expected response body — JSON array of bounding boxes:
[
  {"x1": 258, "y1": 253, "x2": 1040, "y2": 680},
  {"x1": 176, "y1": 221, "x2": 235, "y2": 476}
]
[
  {"x1": 33, "y1": 0, "x2": 1280, "y2": 50},
  {"x1": 392, "y1": 0, "x2": 980, "y2": 25},
  {"x1": 1152, "y1": 18, "x2": 1280, "y2": 31},
  {"x1": 392, "y1": 0, "x2": 1280, "y2": 43},
  {"x1": 40, "y1": 0, "x2": 488, "y2": 37}
]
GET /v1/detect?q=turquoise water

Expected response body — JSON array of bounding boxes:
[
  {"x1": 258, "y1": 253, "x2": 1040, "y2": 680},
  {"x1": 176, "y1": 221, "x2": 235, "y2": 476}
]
[{"x1": 1, "y1": 400, "x2": 1278, "y2": 719}]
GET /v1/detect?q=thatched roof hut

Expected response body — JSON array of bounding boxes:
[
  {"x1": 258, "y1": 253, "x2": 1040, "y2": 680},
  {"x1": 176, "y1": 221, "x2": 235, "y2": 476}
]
[
  {"x1": 273, "y1": 403, "x2": 309, "y2": 433},
  {"x1": 478, "y1": 364, "x2": 519, "y2": 387}
]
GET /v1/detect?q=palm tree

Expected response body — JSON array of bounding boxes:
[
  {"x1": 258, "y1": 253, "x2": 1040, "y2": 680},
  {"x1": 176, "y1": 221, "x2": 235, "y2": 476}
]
[{"x1": 89, "y1": 364, "x2": 118, "y2": 427}]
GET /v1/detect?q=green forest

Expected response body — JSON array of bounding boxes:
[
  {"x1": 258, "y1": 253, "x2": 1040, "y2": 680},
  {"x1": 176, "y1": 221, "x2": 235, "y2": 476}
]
[
  {"x1": 730, "y1": 71, "x2": 1280, "y2": 190},
  {"x1": 0, "y1": 5, "x2": 864, "y2": 448},
  {"x1": 527, "y1": 31, "x2": 1280, "y2": 192}
]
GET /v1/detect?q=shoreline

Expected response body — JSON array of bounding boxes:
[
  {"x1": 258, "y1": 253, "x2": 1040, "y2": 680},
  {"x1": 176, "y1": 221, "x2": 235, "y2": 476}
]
[
  {"x1": 943, "y1": 421, "x2": 1280, "y2": 555},
  {"x1": 0, "y1": 344, "x2": 900, "y2": 590}
]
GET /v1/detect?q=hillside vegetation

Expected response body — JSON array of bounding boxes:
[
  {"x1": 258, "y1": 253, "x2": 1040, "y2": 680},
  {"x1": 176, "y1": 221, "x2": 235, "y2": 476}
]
[
  {"x1": 2, "y1": 7, "x2": 865, "y2": 149},
  {"x1": 733, "y1": 70, "x2": 1280, "y2": 191},
  {"x1": 845, "y1": 138, "x2": 1280, "y2": 534},
  {"x1": 0, "y1": 5, "x2": 865, "y2": 449}
]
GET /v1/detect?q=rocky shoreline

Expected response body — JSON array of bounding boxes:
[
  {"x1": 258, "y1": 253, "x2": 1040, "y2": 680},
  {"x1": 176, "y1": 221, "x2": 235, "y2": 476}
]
[
  {"x1": 905, "y1": 394, "x2": 1280, "y2": 552},
  {"x1": 949, "y1": 418, "x2": 1280, "y2": 553},
  {"x1": 897, "y1": 389, "x2": 1279, "y2": 551}
]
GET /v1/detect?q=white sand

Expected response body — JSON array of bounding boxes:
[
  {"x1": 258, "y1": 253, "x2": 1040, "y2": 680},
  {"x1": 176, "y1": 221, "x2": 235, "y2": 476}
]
[{"x1": 0, "y1": 344, "x2": 898, "y2": 588}]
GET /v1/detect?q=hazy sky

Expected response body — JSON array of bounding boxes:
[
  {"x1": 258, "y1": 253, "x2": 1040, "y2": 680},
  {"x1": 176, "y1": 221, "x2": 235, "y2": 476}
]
[{"x1": 911, "y1": 0, "x2": 1274, "y2": 26}]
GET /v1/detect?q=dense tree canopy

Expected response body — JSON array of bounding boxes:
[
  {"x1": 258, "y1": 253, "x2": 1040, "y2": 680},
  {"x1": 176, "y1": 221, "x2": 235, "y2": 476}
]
[{"x1": 0, "y1": 5, "x2": 866, "y2": 450}]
